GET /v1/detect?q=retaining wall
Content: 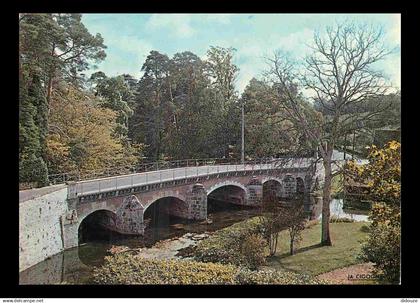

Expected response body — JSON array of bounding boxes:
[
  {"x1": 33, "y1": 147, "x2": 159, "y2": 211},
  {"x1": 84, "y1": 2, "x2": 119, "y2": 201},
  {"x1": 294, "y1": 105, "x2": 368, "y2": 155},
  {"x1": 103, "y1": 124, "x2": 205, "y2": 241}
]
[{"x1": 19, "y1": 185, "x2": 68, "y2": 272}]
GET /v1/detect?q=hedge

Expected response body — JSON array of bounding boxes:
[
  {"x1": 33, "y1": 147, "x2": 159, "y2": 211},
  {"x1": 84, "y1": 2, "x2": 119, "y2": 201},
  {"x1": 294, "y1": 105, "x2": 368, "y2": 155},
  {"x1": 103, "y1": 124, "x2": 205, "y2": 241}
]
[
  {"x1": 93, "y1": 254, "x2": 237, "y2": 285},
  {"x1": 92, "y1": 254, "x2": 328, "y2": 285}
]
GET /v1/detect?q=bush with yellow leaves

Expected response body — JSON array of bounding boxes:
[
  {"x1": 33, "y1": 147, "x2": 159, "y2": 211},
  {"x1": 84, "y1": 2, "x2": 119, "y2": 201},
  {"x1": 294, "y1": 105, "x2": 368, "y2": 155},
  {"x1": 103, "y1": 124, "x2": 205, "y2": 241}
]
[
  {"x1": 92, "y1": 253, "x2": 327, "y2": 285},
  {"x1": 346, "y1": 141, "x2": 401, "y2": 284},
  {"x1": 93, "y1": 254, "x2": 238, "y2": 285}
]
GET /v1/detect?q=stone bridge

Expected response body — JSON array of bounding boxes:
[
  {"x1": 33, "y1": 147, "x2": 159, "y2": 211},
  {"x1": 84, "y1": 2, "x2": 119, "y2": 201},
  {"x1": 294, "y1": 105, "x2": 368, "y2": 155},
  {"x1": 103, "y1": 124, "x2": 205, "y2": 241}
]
[
  {"x1": 60, "y1": 158, "x2": 320, "y2": 249},
  {"x1": 20, "y1": 154, "x2": 353, "y2": 272}
]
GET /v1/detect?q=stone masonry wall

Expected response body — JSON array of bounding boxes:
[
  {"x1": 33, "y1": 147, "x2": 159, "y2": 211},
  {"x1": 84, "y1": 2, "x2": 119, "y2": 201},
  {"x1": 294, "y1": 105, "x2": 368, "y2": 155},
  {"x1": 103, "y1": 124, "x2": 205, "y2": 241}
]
[
  {"x1": 282, "y1": 175, "x2": 297, "y2": 198},
  {"x1": 19, "y1": 187, "x2": 68, "y2": 272},
  {"x1": 186, "y1": 184, "x2": 207, "y2": 220},
  {"x1": 115, "y1": 195, "x2": 145, "y2": 235},
  {"x1": 246, "y1": 177, "x2": 263, "y2": 206}
]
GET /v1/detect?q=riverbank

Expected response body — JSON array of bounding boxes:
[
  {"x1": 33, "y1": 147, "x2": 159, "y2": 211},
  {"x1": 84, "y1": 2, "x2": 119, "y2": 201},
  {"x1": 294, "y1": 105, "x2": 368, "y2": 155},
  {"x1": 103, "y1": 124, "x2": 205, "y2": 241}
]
[
  {"x1": 92, "y1": 220, "x2": 372, "y2": 285},
  {"x1": 20, "y1": 198, "x2": 370, "y2": 284}
]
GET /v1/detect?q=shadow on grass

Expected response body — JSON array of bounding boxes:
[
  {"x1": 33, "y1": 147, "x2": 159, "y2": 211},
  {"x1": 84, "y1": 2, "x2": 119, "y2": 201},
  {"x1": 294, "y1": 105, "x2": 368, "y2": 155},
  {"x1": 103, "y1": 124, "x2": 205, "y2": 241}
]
[
  {"x1": 265, "y1": 243, "x2": 325, "y2": 274},
  {"x1": 274, "y1": 243, "x2": 324, "y2": 259}
]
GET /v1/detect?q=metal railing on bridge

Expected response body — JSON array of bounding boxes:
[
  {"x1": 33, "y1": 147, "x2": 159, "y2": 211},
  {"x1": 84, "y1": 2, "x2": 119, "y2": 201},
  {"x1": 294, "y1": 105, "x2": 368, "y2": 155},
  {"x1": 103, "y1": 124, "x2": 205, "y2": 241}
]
[{"x1": 48, "y1": 156, "x2": 313, "y2": 186}]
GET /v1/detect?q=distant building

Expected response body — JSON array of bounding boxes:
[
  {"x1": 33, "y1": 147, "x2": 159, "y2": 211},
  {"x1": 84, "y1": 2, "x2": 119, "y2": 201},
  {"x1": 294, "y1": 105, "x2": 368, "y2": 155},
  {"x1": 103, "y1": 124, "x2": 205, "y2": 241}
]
[{"x1": 373, "y1": 125, "x2": 401, "y2": 147}]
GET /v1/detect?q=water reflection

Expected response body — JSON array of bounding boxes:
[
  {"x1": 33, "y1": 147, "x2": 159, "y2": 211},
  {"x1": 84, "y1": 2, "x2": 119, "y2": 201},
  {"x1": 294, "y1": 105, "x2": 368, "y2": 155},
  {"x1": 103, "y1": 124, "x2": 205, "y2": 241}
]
[{"x1": 310, "y1": 197, "x2": 370, "y2": 222}]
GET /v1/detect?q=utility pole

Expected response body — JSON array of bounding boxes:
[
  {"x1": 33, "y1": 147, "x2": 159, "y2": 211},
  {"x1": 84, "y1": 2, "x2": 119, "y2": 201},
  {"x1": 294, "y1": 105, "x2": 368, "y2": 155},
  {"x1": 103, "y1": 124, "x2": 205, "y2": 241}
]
[
  {"x1": 352, "y1": 129, "x2": 356, "y2": 160},
  {"x1": 343, "y1": 133, "x2": 347, "y2": 160},
  {"x1": 241, "y1": 101, "x2": 245, "y2": 164}
]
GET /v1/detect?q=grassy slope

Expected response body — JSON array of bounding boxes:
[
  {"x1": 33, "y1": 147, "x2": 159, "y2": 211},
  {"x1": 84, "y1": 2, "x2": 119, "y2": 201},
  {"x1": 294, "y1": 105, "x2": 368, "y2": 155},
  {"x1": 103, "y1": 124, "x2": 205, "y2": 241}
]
[{"x1": 264, "y1": 222, "x2": 369, "y2": 276}]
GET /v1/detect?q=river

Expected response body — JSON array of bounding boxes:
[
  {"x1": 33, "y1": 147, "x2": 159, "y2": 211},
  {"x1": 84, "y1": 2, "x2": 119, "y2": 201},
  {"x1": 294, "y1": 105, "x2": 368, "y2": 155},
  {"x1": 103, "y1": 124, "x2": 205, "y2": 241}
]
[{"x1": 19, "y1": 197, "x2": 369, "y2": 285}]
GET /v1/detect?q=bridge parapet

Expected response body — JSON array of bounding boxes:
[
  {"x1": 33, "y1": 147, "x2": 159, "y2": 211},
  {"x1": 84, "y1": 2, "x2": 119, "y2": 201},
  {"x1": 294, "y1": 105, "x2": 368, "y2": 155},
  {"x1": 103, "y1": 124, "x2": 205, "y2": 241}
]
[
  {"x1": 71, "y1": 163, "x2": 315, "y2": 204},
  {"x1": 50, "y1": 157, "x2": 315, "y2": 185}
]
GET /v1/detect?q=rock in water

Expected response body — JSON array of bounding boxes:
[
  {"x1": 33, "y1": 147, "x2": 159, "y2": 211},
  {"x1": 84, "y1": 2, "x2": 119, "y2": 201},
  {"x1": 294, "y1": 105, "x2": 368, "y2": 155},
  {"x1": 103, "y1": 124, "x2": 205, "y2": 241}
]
[
  {"x1": 171, "y1": 223, "x2": 185, "y2": 229},
  {"x1": 199, "y1": 219, "x2": 212, "y2": 225}
]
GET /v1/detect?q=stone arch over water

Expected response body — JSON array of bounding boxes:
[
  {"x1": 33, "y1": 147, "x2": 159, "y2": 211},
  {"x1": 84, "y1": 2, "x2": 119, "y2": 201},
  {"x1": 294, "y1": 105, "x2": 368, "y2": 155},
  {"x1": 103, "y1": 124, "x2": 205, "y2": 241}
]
[
  {"x1": 77, "y1": 209, "x2": 117, "y2": 244},
  {"x1": 206, "y1": 181, "x2": 249, "y2": 197},
  {"x1": 143, "y1": 196, "x2": 190, "y2": 230},
  {"x1": 262, "y1": 179, "x2": 283, "y2": 200},
  {"x1": 207, "y1": 182, "x2": 248, "y2": 210}
]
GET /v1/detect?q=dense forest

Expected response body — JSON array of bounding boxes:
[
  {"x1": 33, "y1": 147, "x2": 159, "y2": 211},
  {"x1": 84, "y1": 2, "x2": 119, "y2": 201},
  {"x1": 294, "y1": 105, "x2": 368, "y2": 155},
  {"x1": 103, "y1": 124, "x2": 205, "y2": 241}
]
[{"x1": 19, "y1": 14, "x2": 401, "y2": 187}]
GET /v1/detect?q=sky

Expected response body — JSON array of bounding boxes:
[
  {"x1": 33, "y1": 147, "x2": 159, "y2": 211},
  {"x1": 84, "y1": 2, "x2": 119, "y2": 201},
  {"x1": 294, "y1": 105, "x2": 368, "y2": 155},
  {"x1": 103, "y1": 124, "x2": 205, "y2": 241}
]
[{"x1": 82, "y1": 13, "x2": 401, "y2": 94}]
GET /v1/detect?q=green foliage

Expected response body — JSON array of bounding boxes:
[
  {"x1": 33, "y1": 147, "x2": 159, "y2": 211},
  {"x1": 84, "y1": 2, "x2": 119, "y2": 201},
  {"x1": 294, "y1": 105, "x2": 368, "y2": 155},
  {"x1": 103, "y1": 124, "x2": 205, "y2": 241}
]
[
  {"x1": 235, "y1": 268, "x2": 328, "y2": 285},
  {"x1": 19, "y1": 13, "x2": 106, "y2": 186},
  {"x1": 359, "y1": 203, "x2": 400, "y2": 283},
  {"x1": 194, "y1": 217, "x2": 265, "y2": 268},
  {"x1": 93, "y1": 254, "x2": 237, "y2": 285},
  {"x1": 331, "y1": 173, "x2": 344, "y2": 198},
  {"x1": 90, "y1": 73, "x2": 134, "y2": 138},
  {"x1": 346, "y1": 141, "x2": 400, "y2": 206},
  {"x1": 93, "y1": 254, "x2": 326, "y2": 285},
  {"x1": 329, "y1": 216, "x2": 355, "y2": 223},
  {"x1": 128, "y1": 47, "x2": 241, "y2": 161},
  {"x1": 46, "y1": 83, "x2": 142, "y2": 175},
  {"x1": 347, "y1": 141, "x2": 401, "y2": 284},
  {"x1": 19, "y1": 75, "x2": 49, "y2": 186},
  {"x1": 241, "y1": 78, "x2": 300, "y2": 157},
  {"x1": 240, "y1": 233, "x2": 267, "y2": 270},
  {"x1": 359, "y1": 224, "x2": 370, "y2": 233},
  {"x1": 205, "y1": 46, "x2": 239, "y2": 103},
  {"x1": 19, "y1": 153, "x2": 49, "y2": 187}
]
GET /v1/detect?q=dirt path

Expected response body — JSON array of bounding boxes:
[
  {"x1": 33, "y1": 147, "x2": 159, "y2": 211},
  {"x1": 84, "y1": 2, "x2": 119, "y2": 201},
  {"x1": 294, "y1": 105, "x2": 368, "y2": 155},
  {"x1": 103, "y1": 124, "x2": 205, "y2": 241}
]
[{"x1": 317, "y1": 263, "x2": 376, "y2": 284}]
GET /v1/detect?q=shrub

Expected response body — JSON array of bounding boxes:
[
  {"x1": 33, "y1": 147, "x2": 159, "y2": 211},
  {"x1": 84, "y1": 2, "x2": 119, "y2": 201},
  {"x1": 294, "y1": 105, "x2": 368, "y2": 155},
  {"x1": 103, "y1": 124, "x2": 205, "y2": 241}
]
[
  {"x1": 93, "y1": 254, "x2": 237, "y2": 285},
  {"x1": 359, "y1": 224, "x2": 370, "y2": 233},
  {"x1": 347, "y1": 142, "x2": 401, "y2": 284},
  {"x1": 93, "y1": 254, "x2": 328, "y2": 285},
  {"x1": 329, "y1": 215, "x2": 355, "y2": 223},
  {"x1": 359, "y1": 203, "x2": 400, "y2": 284},
  {"x1": 194, "y1": 217, "x2": 266, "y2": 268},
  {"x1": 240, "y1": 233, "x2": 267, "y2": 270},
  {"x1": 235, "y1": 268, "x2": 329, "y2": 285}
]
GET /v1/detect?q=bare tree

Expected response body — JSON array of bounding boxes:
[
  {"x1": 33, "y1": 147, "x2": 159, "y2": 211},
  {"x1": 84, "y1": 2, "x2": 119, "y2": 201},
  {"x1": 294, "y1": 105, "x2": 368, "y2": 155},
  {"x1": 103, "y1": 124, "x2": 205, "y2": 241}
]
[
  {"x1": 258, "y1": 193, "x2": 283, "y2": 256},
  {"x1": 258, "y1": 190, "x2": 307, "y2": 256},
  {"x1": 265, "y1": 23, "x2": 392, "y2": 245},
  {"x1": 285, "y1": 200, "x2": 306, "y2": 255}
]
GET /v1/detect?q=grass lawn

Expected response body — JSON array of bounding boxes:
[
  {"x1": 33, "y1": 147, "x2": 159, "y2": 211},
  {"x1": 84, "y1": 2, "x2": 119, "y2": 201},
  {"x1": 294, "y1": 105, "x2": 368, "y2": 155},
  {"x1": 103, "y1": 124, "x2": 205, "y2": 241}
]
[{"x1": 264, "y1": 222, "x2": 370, "y2": 276}]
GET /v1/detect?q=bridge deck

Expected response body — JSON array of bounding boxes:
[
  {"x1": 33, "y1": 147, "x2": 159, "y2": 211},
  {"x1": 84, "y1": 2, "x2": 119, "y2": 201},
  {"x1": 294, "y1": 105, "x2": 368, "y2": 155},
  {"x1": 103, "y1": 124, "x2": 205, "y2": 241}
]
[{"x1": 74, "y1": 159, "x2": 315, "y2": 196}]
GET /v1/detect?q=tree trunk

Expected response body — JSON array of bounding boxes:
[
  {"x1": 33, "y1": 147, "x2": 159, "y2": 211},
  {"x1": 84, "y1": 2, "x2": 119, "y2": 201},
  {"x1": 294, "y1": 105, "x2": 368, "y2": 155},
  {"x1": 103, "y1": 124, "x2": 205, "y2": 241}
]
[
  {"x1": 290, "y1": 237, "x2": 294, "y2": 255},
  {"x1": 47, "y1": 43, "x2": 56, "y2": 108},
  {"x1": 343, "y1": 133, "x2": 347, "y2": 160},
  {"x1": 46, "y1": 75, "x2": 53, "y2": 105},
  {"x1": 321, "y1": 158, "x2": 332, "y2": 246}
]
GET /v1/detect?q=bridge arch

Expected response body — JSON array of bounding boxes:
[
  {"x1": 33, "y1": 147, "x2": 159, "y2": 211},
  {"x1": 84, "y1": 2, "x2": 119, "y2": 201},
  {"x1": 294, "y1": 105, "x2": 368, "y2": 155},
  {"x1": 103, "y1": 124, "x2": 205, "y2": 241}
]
[
  {"x1": 206, "y1": 181, "x2": 248, "y2": 209},
  {"x1": 206, "y1": 181, "x2": 249, "y2": 197},
  {"x1": 143, "y1": 195, "x2": 190, "y2": 228},
  {"x1": 143, "y1": 192, "x2": 187, "y2": 214},
  {"x1": 261, "y1": 177, "x2": 283, "y2": 185},
  {"x1": 77, "y1": 201, "x2": 119, "y2": 228},
  {"x1": 262, "y1": 178, "x2": 283, "y2": 199},
  {"x1": 77, "y1": 208, "x2": 118, "y2": 244}
]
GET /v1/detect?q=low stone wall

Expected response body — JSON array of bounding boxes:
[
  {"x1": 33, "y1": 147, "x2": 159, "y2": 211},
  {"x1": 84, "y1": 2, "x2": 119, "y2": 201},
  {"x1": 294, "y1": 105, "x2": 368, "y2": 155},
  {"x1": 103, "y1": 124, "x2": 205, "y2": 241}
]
[{"x1": 19, "y1": 186, "x2": 68, "y2": 272}]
